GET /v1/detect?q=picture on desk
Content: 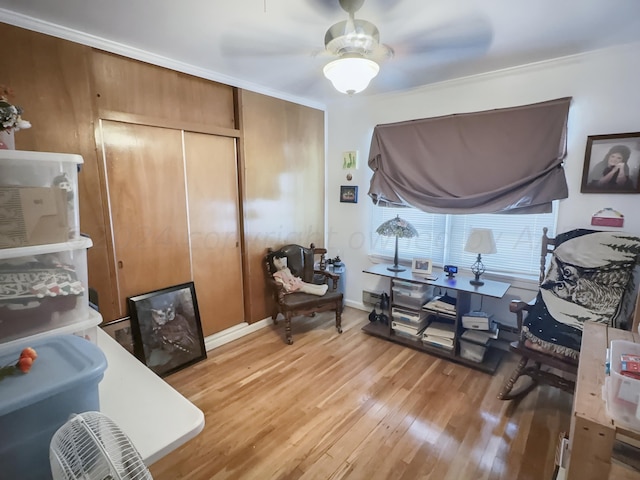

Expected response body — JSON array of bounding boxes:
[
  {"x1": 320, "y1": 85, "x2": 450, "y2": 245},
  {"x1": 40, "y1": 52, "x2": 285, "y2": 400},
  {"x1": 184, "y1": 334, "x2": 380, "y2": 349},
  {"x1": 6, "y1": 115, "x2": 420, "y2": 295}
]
[
  {"x1": 411, "y1": 258, "x2": 433, "y2": 277},
  {"x1": 128, "y1": 282, "x2": 206, "y2": 377}
]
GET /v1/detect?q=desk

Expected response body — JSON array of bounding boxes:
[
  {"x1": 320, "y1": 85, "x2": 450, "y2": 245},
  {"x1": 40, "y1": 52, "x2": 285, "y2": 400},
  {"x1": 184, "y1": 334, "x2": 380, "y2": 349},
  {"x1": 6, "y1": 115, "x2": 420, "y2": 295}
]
[
  {"x1": 98, "y1": 329, "x2": 205, "y2": 465},
  {"x1": 362, "y1": 263, "x2": 510, "y2": 373},
  {"x1": 566, "y1": 322, "x2": 640, "y2": 480}
]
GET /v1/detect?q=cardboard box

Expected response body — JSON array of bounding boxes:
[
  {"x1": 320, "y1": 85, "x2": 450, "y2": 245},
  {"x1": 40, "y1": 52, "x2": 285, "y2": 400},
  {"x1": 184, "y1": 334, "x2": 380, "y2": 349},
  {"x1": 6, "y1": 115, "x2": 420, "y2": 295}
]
[{"x1": 0, "y1": 186, "x2": 69, "y2": 248}]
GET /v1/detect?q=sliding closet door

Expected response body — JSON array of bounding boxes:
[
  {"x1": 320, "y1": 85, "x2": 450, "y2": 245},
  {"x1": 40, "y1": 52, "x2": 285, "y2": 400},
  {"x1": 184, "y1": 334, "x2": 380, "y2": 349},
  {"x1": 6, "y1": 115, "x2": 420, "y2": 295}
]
[
  {"x1": 184, "y1": 132, "x2": 244, "y2": 335},
  {"x1": 101, "y1": 120, "x2": 192, "y2": 315}
]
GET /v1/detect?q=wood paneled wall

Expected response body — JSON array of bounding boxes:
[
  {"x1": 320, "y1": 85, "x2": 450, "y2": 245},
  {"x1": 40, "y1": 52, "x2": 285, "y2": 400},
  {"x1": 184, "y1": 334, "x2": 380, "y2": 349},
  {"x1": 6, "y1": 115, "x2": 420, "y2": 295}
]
[
  {"x1": 91, "y1": 51, "x2": 236, "y2": 131},
  {"x1": 0, "y1": 23, "x2": 116, "y2": 320},
  {"x1": 240, "y1": 90, "x2": 325, "y2": 323},
  {"x1": 0, "y1": 22, "x2": 325, "y2": 329}
]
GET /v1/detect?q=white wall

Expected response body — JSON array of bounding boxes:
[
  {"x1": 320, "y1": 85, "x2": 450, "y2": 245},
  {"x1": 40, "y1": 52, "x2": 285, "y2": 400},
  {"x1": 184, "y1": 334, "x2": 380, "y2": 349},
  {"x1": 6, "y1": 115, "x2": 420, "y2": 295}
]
[{"x1": 325, "y1": 42, "x2": 640, "y2": 324}]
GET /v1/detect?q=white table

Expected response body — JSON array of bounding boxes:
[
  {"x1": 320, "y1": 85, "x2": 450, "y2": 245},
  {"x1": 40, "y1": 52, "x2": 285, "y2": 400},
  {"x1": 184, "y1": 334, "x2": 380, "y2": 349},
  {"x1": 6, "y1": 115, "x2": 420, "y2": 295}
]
[{"x1": 97, "y1": 329, "x2": 205, "y2": 465}]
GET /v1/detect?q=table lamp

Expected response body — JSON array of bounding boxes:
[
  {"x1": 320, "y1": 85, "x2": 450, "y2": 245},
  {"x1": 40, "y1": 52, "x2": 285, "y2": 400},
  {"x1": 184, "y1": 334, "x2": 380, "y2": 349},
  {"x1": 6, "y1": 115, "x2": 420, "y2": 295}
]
[
  {"x1": 376, "y1": 215, "x2": 418, "y2": 272},
  {"x1": 464, "y1": 228, "x2": 497, "y2": 286}
]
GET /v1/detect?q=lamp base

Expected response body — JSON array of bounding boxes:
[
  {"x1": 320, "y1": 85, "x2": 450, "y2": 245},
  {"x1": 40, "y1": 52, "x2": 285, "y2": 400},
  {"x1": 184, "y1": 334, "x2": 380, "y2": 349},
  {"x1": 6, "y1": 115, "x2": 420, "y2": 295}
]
[
  {"x1": 387, "y1": 265, "x2": 406, "y2": 272},
  {"x1": 470, "y1": 279, "x2": 485, "y2": 286}
]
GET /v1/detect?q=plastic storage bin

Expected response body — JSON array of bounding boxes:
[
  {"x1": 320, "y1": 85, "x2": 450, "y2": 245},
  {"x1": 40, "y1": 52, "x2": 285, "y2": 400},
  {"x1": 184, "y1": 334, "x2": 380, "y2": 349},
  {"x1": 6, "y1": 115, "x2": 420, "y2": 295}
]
[
  {"x1": 392, "y1": 286, "x2": 430, "y2": 310},
  {"x1": 0, "y1": 149, "x2": 83, "y2": 248},
  {"x1": 392, "y1": 279, "x2": 430, "y2": 295},
  {"x1": 0, "y1": 307, "x2": 102, "y2": 350},
  {"x1": 459, "y1": 338, "x2": 487, "y2": 363},
  {"x1": 604, "y1": 339, "x2": 640, "y2": 431},
  {"x1": 0, "y1": 334, "x2": 107, "y2": 480},
  {"x1": 0, "y1": 237, "x2": 93, "y2": 344}
]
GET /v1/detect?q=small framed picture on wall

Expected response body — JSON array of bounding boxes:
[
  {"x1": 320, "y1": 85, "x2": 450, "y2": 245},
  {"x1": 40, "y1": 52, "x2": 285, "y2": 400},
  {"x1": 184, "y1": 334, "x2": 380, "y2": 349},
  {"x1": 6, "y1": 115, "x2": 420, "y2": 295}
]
[
  {"x1": 580, "y1": 132, "x2": 640, "y2": 194},
  {"x1": 340, "y1": 185, "x2": 358, "y2": 203}
]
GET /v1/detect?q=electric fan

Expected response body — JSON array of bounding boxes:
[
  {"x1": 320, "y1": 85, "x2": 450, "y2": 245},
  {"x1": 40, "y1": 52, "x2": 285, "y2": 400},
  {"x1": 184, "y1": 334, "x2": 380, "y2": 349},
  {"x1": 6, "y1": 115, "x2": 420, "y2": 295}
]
[{"x1": 50, "y1": 411, "x2": 153, "y2": 480}]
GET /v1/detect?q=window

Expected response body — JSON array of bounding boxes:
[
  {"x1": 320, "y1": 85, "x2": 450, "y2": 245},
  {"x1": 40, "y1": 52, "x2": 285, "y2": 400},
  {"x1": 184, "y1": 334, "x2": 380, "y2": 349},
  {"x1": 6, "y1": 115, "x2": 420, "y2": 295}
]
[{"x1": 371, "y1": 206, "x2": 557, "y2": 279}]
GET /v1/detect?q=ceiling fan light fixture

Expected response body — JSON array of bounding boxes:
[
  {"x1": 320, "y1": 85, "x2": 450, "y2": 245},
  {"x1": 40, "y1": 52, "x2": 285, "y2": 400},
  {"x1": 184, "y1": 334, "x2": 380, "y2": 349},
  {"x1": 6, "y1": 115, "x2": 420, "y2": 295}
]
[{"x1": 323, "y1": 56, "x2": 380, "y2": 95}]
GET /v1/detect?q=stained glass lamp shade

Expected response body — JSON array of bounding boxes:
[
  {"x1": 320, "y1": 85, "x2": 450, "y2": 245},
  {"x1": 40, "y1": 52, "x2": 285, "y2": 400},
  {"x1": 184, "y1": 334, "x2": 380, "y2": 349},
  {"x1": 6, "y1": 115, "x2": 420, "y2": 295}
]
[{"x1": 376, "y1": 215, "x2": 418, "y2": 272}]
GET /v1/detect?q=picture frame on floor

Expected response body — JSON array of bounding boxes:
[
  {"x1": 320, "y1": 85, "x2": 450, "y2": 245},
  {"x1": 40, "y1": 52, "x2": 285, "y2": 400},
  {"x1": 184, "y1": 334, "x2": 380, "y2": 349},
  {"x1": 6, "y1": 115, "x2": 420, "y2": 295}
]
[
  {"x1": 101, "y1": 316, "x2": 136, "y2": 356},
  {"x1": 128, "y1": 282, "x2": 206, "y2": 377}
]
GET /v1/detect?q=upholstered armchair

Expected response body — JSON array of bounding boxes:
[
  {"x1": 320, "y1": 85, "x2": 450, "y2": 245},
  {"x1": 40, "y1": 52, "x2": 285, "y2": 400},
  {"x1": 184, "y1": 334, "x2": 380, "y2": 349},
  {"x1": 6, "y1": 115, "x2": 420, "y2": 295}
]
[
  {"x1": 264, "y1": 243, "x2": 343, "y2": 344},
  {"x1": 498, "y1": 228, "x2": 640, "y2": 400}
]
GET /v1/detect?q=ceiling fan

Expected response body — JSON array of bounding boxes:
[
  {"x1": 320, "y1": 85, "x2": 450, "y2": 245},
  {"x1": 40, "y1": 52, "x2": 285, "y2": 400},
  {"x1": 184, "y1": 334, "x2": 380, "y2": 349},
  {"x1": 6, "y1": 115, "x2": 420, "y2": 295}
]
[
  {"x1": 219, "y1": 0, "x2": 493, "y2": 99},
  {"x1": 321, "y1": 0, "x2": 392, "y2": 94}
]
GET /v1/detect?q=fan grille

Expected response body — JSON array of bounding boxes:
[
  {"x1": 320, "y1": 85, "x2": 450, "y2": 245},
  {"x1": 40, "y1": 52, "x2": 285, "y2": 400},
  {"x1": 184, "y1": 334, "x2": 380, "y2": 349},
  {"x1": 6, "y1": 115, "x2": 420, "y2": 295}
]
[{"x1": 50, "y1": 412, "x2": 153, "y2": 480}]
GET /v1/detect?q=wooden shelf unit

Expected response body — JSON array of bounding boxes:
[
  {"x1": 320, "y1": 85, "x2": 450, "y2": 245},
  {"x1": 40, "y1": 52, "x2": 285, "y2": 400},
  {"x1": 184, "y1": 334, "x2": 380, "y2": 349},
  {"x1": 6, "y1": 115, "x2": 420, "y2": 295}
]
[
  {"x1": 565, "y1": 322, "x2": 640, "y2": 480},
  {"x1": 363, "y1": 263, "x2": 510, "y2": 374}
]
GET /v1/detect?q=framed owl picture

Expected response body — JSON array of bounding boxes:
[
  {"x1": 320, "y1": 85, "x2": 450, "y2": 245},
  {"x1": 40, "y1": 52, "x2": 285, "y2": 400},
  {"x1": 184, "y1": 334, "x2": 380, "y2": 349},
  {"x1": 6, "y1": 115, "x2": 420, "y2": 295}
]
[{"x1": 128, "y1": 282, "x2": 206, "y2": 377}]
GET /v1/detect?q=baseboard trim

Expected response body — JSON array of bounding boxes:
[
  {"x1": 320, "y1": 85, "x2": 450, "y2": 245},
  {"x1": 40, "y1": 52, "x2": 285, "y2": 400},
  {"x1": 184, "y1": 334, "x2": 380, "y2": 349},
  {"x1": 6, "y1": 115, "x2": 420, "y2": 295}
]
[
  {"x1": 204, "y1": 303, "x2": 366, "y2": 351},
  {"x1": 204, "y1": 317, "x2": 273, "y2": 352},
  {"x1": 346, "y1": 299, "x2": 368, "y2": 312}
]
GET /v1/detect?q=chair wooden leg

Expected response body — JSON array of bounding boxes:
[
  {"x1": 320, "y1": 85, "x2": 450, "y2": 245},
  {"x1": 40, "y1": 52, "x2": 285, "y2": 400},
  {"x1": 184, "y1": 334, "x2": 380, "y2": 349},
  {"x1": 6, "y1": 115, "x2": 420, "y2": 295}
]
[
  {"x1": 285, "y1": 313, "x2": 293, "y2": 345},
  {"x1": 335, "y1": 303, "x2": 343, "y2": 334},
  {"x1": 498, "y1": 355, "x2": 538, "y2": 400}
]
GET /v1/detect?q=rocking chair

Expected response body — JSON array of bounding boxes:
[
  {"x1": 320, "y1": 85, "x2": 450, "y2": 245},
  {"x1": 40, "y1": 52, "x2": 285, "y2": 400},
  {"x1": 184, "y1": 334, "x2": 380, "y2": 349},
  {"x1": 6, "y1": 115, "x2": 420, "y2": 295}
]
[{"x1": 498, "y1": 227, "x2": 640, "y2": 400}]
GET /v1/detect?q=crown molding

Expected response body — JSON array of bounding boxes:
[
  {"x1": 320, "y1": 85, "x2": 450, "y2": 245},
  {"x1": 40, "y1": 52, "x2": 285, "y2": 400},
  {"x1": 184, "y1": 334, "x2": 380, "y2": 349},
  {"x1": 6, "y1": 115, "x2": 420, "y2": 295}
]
[{"x1": 0, "y1": 8, "x2": 326, "y2": 111}]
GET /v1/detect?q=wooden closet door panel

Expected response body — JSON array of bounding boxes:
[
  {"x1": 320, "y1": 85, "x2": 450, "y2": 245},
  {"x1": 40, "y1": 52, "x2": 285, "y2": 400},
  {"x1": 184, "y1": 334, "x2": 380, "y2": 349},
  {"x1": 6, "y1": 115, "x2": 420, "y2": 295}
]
[
  {"x1": 240, "y1": 91, "x2": 325, "y2": 323},
  {"x1": 184, "y1": 132, "x2": 244, "y2": 335},
  {"x1": 102, "y1": 121, "x2": 192, "y2": 314}
]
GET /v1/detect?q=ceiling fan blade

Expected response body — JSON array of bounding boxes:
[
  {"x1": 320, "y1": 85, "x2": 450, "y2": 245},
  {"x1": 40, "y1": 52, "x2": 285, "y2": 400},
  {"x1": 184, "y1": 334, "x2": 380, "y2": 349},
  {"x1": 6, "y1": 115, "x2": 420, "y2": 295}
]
[
  {"x1": 305, "y1": 0, "x2": 405, "y2": 18},
  {"x1": 389, "y1": 13, "x2": 493, "y2": 57},
  {"x1": 239, "y1": 57, "x2": 329, "y2": 97},
  {"x1": 219, "y1": 30, "x2": 323, "y2": 59}
]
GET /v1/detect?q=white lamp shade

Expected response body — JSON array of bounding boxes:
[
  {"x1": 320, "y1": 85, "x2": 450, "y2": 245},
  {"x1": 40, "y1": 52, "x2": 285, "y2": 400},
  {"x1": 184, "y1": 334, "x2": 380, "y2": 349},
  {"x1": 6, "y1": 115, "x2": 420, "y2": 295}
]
[
  {"x1": 464, "y1": 228, "x2": 497, "y2": 254},
  {"x1": 323, "y1": 57, "x2": 379, "y2": 94}
]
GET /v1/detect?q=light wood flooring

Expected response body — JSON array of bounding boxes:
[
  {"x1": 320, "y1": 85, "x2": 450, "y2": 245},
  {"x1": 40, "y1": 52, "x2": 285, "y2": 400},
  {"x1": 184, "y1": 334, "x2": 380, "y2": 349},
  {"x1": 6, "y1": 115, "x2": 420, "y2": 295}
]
[{"x1": 150, "y1": 307, "x2": 573, "y2": 480}]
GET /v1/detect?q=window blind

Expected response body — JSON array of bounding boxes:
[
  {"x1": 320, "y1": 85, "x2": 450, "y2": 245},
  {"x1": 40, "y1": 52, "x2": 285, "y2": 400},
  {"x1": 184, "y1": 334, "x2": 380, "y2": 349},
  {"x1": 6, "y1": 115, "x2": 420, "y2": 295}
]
[{"x1": 371, "y1": 206, "x2": 557, "y2": 278}]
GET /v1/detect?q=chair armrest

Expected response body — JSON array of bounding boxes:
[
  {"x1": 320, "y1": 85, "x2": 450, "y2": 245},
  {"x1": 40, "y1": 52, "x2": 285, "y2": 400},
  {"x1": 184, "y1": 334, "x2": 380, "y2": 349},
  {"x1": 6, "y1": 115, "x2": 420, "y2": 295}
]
[
  {"x1": 266, "y1": 277, "x2": 288, "y2": 303},
  {"x1": 314, "y1": 269, "x2": 340, "y2": 291},
  {"x1": 510, "y1": 298, "x2": 535, "y2": 332}
]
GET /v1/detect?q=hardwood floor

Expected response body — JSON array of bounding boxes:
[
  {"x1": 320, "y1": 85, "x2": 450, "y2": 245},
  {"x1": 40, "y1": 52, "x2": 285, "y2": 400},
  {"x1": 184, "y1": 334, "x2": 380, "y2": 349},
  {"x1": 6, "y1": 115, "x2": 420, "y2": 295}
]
[{"x1": 150, "y1": 307, "x2": 573, "y2": 480}]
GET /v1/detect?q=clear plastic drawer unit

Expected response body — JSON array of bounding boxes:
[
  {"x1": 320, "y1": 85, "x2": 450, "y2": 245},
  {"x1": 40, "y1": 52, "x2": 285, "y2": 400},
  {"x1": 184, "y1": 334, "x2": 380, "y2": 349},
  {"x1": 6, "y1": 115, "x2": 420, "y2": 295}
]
[{"x1": 0, "y1": 149, "x2": 83, "y2": 248}]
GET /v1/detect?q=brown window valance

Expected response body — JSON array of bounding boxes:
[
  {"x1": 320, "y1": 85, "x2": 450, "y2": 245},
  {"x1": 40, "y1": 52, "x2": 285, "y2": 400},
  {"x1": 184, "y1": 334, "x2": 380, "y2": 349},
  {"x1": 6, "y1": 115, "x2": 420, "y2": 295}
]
[{"x1": 367, "y1": 97, "x2": 572, "y2": 214}]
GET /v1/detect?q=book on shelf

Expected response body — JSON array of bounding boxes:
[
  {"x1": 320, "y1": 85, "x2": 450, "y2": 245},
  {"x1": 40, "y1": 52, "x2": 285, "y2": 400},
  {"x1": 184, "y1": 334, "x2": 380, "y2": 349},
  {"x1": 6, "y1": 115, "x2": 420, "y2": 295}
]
[
  {"x1": 460, "y1": 326, "x2": 499, "y2": 346},
  {"x1": 392, "y1": 321, "x2": 426, "y2": 338},
  {"x1": 422, "y1": 335, "x2": 455, "y2": 350},
  {"x1": 423, "y1": 320, "x2": 456, "y2": 339},
  {"x1": 423, "y1": 294, "x2": 457, "y2": 314},
  {"x1": 422, "y1": 318, "x2": 457, "y2": 350},
  {"x1": 392, "y1": 316, "x2": 429, "y2": 330},
  {"x1": 392, "y1": 305, "x2": 428, "y2": 322}
]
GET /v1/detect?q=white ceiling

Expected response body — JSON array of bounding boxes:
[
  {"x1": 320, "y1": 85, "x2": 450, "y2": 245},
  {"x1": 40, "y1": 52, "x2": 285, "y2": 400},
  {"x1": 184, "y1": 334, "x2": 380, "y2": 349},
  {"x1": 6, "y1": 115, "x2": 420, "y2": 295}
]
[{"x1": 2, "y1": 0, "x2": 640, "y2": 106}]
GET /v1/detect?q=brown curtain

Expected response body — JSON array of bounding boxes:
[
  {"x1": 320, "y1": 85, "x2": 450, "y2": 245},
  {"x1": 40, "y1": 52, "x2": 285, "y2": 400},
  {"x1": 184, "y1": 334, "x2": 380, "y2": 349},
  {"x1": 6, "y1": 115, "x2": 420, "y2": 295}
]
[{"x1": 368, "y1": 97, "x2": 571, "y2": 214}]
